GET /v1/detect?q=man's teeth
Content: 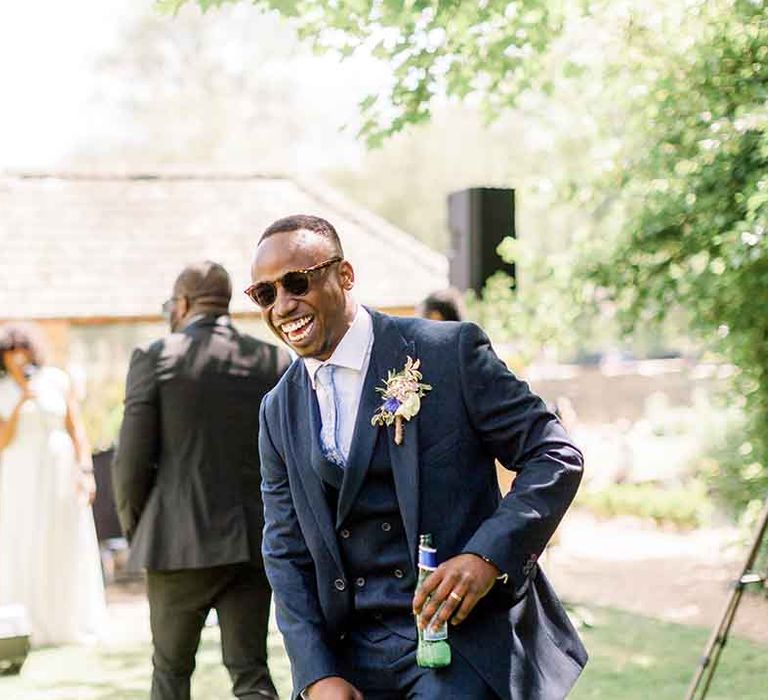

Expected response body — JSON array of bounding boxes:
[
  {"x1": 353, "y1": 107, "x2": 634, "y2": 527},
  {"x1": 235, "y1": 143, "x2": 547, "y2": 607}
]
[
  {"x1": 282, "y1": 316, "x2": 312, "y2": 333},
  {"x1": 282, "y1": 315, "x2": 313, "y2": 340}
]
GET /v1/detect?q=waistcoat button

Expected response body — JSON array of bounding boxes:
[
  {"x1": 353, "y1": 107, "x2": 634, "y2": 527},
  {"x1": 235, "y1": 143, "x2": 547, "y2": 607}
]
[
  {"x1": 340, "y1": 529, "x2": 351, "y2": 539},
  {"x1": 394, "y1": 568, "x2": 404, "y2": 579},
  {"x1": 381, "y1": 522, "x2": 392, "y2": 532},
  {"x1": 355, "y1": 577, "x2": 366, "y2": 588},
  {"x1": 334, "y1": 578, "x2": 346, "y2": 591}
]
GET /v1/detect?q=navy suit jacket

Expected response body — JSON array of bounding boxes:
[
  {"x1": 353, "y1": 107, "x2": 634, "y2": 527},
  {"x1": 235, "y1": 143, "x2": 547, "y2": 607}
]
[{"x1": 259, "y1": 310, "x2": 587, "y2": 699}]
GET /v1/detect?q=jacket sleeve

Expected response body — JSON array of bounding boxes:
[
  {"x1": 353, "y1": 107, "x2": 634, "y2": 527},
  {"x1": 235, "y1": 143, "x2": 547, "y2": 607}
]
[
  {"x1": 458, "y1": 322, "x2": 584, "y2": 592},
  {"x1": 112, "y1": 345, "x2": 160, "y2": 541},
  {"x1": 259, "y1": 396, "x2": 339, "y2": 698}
]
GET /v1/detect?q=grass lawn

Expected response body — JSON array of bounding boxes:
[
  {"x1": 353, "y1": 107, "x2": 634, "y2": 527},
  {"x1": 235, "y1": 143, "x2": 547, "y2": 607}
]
[
  {"x1": 0, "y1": 620, "x2": 291, "y2": 700},
  {"x1": 2, "y1": 606, "x2": 766, "y2": 699},
  {"x1": 570, "y1": 607, "x2": 767, "y2": 700}
]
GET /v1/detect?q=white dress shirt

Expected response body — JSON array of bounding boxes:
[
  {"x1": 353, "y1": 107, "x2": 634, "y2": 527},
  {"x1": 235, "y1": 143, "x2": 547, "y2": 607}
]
[{"x1": 303, "y1": 305, "x2": 374, "y2": 462}]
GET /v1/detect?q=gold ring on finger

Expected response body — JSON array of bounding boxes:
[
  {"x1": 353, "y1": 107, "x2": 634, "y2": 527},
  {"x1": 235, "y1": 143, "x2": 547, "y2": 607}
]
[{"x1": 449, "y1": 591, "x2": 463, "y2": 603}]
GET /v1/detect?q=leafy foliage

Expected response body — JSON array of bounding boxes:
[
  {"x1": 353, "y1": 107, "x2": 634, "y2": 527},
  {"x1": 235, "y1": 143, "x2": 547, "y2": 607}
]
[
  {"x1": 167, "y1": 0, "x2": 768, "y2": 514},
  {"x1": 588, "y1": 0, "x2": 768, "y2": 507},
  {"x1": 692, "y1": 407, "x2": 768, "y2": 558},
  {"x1": 169, "y1": 0, "x2": 569, "y2": 145},
  {"x1": 466, "y1": 237, "x2": 603, "y2": 365},
  {"x1": 88, "y1": 5, "x2": 360, "y2": 172},
  {"x1": 576, "y1": 482, "x2": 710, "y2": 529}
]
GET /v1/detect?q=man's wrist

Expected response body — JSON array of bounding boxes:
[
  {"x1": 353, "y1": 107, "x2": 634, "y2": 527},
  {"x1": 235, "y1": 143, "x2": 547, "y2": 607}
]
[
  {"x1": 475, "y1": 553, "x2": 509, "y2": 585},
  {"x1": 301, "y1": 675, "x2": 333, "y2": 699}
]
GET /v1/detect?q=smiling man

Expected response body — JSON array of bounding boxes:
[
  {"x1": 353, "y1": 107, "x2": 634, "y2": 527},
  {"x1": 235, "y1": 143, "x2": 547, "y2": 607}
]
[{"x1": 251, "y1": 215, "x2": 587, "y2": 700}]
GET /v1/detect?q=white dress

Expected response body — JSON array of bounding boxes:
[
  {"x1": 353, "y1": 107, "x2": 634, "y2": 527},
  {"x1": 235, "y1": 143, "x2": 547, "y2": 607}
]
[{"x1": 0, "y1": 367, "x2": 106, "y2": 646}]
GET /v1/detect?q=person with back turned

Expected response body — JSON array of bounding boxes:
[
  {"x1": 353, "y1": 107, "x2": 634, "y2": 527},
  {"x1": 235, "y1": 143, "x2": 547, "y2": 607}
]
[
  {"x1": 417, "y1": 287, "x2": 466, "y2": 322},
  {"x1": 113, "y1": 261, "x2": 290, "y2": 700},
  {"x1": 249, "y1": 215, "x2": 587, "y2": 700}
]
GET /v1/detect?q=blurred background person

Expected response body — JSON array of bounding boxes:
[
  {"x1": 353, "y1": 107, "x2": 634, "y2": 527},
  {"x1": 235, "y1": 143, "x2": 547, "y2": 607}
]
[
  {"x1": 0, "y1": 322, "x2": 106, "y2": 645},
  {"x1": 417, "y1": 287, "x2": 467, "y2": 322},
  {"x1": 112, "y1": 261, "x2": 290, "y2": 700}
]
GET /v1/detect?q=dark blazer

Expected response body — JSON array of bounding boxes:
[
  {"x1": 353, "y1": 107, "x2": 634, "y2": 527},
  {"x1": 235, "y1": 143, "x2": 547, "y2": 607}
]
[
  {"x1": 113, "y1": 314, "x2": 290, "y2": 571},
  {"x1": 259, "y1": 309, "x2": 587, "y2": 700}
]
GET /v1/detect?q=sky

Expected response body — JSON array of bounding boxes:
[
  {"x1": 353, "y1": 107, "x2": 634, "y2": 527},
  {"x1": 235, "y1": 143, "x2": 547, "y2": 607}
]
[
  {"x1": 0, "y1": 0, "x2": 137, "y2": 169},
  {"x1": 0, "y1": 0, "x2": 379, "y2": 172}
]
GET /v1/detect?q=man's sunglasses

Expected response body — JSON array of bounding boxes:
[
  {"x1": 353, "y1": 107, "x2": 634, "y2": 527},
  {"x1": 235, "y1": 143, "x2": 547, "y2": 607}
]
[
  {"x1": 161, "y1": 297, "x2": 180, "y2": 319},
  {"x1": 244, "y1": 256, "x2": 343, "y2": 308}
]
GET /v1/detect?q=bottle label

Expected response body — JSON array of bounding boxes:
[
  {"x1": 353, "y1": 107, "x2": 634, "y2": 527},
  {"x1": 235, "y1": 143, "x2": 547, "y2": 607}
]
[{"x1": 418, "y1": 545, "x2": 437, "y2": 569}]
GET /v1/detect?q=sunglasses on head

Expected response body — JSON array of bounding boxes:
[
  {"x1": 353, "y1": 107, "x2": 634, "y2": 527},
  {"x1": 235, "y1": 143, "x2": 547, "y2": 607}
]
[{"x1": 244, "y1": 256, "x2": 343, "y2": 308}]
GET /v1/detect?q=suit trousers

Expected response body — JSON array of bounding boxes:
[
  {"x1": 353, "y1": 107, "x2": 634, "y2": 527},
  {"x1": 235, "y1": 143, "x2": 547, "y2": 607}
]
[
  {"x1": 146, "y1": 563, "x2": 277, "y2": 700},
  {"x1": 338, "y1": 618, "x2": 499, "y2": 700}
]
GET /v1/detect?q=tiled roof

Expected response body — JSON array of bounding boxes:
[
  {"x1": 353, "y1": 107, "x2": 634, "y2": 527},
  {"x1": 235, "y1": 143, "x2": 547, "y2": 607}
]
[{"x1": 0, "y1": 172, "x2": 448, "y2": 321}]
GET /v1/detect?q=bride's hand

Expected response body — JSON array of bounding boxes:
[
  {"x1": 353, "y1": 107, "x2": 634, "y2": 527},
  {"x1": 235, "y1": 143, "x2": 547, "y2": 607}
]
[
  {"x1": 13, "y1": 384, "x2": 35, "y2": 410},
  {"x1": 76, "y1": 471, "x2": 97, "y2": 505}
]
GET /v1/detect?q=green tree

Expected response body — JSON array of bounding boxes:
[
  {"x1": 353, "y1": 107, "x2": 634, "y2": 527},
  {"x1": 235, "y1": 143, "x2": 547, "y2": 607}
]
[
  {"x1": 167, "y1": 0, "x2": 570, "y2": 145},
  {"x1": 79, "y1": 2, "x2": 364, "y2": 172},
  {"x1": 588, "y1": 0, "x2": 768, "y2": 514},
  {"x1": 170, "y1": 0, "x2": 768, "y2": 512}
]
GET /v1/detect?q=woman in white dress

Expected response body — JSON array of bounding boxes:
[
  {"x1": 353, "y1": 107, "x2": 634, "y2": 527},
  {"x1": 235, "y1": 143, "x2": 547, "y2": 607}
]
[{"x1": 0, "y1": 323, "x2": 106, "y2": 646}]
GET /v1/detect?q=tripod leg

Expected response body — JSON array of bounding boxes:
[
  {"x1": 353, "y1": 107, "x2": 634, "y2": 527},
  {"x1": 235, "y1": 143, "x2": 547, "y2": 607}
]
[
  {"x1": 697, "y1": 587, "x2": 744, "y2": 699},
  {"x1": 684, "y1": 583, "x2": 743, "y2": 700},
  {"x1": 684, "y1": 496, "x2": 768, "y2": 700}
]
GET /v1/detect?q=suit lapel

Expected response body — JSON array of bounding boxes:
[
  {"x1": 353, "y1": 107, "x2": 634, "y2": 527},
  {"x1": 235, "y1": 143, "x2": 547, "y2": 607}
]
[
  {"x1": 286, "y1": 365, "x2": 344, "y2": 571},
  {"x1": 286, "y1": 311, "x2": 421, "y2": 571},
  {"x1": 371, "y1": 312, "x2": 421, "y2": 570},
  {"x1": 336, "y1": 353, "x2": 381, "y2": 527},
  {"x1": 386, "y1": 380, "x2": 420, "y2": 571}
]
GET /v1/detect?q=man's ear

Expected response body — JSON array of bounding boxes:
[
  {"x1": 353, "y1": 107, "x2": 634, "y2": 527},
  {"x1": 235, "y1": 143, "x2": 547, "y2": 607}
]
[
  {"x1": 339, "y1": 260, "x2": 355, "y2": 290},
  {"x1": 178, "y1": 295, "x2": 190, "y2": 318}
]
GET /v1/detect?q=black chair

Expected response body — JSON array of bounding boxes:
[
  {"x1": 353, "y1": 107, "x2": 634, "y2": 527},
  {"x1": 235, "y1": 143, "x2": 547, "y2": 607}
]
[
  {"x1": 92, "y1": 448, "x2": 122, "y2": 541},
  {"x1": 92, "y1": 448, "x2": 139, "y2": 583}
]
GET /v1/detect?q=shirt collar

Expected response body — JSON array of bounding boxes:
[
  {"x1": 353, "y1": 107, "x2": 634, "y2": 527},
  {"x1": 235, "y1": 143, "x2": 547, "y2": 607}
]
[
  {"x1": 181, "y1": 313, "x2": 229, "y2": 331},
  {"x1": 304, "y1": 305, "x2": 373, "y2": 389}
]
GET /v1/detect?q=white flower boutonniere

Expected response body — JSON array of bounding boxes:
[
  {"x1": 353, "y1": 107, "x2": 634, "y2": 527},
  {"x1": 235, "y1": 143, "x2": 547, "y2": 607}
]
[{"x1": 371, "y1": 356, "x2": 432, "y2": 445}]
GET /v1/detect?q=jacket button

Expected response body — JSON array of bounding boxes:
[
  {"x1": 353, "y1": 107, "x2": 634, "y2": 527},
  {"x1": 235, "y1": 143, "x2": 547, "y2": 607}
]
[
  {"x1": 340, "y1": 529, "x2": 351, "y2": 539},
  {"x1": 394, "y1": 568, "x2": 404, "y2": 579},
  {"x1": 334, "y1": 578, "x2": 346, "y2": 591},
  {"x1": 355, "y1": 577, "x2": 366, "y2": 588},
  {"x1": 381, "y1": 522, "x2": 392, "y2": 532}
]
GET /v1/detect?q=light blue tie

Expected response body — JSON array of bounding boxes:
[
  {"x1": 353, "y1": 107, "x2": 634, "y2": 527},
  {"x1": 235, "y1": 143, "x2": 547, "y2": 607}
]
[{"x1": 316, "y1": 364, "x2": 346, "y2": 468}]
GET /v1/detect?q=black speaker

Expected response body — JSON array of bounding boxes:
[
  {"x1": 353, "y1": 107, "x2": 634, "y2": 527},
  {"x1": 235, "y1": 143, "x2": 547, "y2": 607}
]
[{"x1": 447, "y1": 187, "x2": 516, "y2": 294}]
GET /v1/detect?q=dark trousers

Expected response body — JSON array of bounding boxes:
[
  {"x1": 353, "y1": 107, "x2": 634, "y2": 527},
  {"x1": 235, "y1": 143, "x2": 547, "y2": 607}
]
[
  {"x1": 339, "y1": 617, "x2": 498, "y2": 700},
  {"x1": 146, "y1": 563, "x2": 277, "y2": 700}
]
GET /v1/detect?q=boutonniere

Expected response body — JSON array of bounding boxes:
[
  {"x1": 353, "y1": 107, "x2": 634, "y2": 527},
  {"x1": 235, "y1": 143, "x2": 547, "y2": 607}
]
[{"x1": 371, "y1": 356, "x2": 432, "y2": 445}]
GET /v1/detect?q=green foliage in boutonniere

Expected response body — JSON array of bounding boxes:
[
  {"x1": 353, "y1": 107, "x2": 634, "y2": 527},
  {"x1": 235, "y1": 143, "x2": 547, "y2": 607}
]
[{"x1": 371, "y1": 356, "x2": 432, "y2": 445}]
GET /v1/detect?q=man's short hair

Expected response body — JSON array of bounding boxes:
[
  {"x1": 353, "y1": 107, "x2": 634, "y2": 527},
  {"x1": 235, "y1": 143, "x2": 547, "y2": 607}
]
[
  {"x1": 259, "y1": 215, "x2": 344, "y2": 257},
  {"x1": 174, "y1": 261, "x2": 232, "y2": 310}
]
